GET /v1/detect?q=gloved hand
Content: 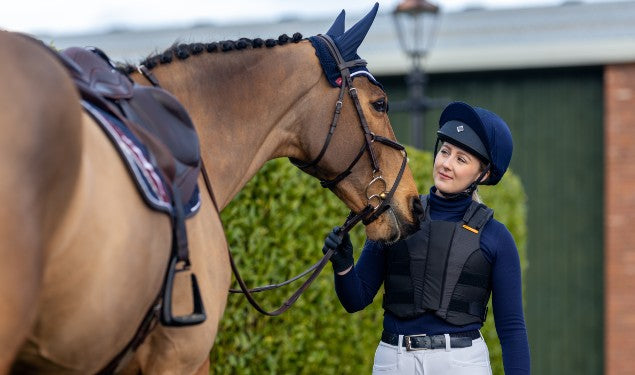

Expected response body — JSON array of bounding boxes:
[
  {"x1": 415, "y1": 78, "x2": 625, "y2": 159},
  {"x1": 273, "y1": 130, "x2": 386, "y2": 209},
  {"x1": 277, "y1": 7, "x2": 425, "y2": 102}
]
[{"x1": 322, "y1": 226, "x2": 353, "y2": 273}]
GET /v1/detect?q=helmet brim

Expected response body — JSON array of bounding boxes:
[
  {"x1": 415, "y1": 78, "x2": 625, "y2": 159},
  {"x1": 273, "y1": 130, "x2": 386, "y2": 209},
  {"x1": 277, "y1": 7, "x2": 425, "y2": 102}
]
[
  {"x1": 437, "y1": 120, "x2": 490, "y2": 164},
  {"x1": 438, "y1": 102, "x2": 490, "y2": 160}
]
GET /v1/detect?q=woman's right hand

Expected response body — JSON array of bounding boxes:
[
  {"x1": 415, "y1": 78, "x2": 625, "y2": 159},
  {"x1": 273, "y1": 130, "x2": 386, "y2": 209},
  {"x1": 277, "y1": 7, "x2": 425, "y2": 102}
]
[{"x1": 322, "y1": 226, "x2": 353, "y2": 274}]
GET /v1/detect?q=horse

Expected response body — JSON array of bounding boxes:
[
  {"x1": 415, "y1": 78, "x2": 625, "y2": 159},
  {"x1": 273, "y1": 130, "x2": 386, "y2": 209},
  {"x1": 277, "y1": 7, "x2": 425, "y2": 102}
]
[{"x1": 1, "y1": 4, "x2": 422, "y2": 374}]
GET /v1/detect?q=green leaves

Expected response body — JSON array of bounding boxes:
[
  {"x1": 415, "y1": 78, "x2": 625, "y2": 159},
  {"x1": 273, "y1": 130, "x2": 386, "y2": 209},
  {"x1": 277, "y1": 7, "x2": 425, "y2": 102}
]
[{"x1": 211, "y1": 147, "x2": 526, "y2": 374}]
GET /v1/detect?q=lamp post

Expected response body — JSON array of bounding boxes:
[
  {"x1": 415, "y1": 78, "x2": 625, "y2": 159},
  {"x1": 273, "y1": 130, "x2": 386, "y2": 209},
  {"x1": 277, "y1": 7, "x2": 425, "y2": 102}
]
[{"x1": 392, "y1": 0, "x2": 442, "y2": 150}]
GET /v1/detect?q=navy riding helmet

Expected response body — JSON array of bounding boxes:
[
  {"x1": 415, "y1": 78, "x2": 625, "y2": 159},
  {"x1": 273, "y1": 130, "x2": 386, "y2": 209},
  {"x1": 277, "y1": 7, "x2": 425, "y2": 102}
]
[{"x1": 436, "y1": 101, "x2": 513, "y2": 186}]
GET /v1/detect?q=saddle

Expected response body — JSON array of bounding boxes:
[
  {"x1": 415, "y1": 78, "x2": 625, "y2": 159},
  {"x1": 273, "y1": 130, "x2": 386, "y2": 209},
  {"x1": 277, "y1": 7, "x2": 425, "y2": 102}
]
[{"x1": 59, "y1": 46, "x2": 200, "y2": 208}]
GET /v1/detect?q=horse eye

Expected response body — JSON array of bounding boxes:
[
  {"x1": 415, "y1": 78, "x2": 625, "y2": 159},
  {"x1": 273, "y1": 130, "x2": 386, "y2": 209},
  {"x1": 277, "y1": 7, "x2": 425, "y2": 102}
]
[{"x1": 372, "y1": 99, "x2": 387, "y2": 113}]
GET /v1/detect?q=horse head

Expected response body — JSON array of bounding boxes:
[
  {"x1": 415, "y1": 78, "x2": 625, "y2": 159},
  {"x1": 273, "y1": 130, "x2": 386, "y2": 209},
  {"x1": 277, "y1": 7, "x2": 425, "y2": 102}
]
[{"x1": 292, "y1": 3, "x2": 422, "y2": 243}]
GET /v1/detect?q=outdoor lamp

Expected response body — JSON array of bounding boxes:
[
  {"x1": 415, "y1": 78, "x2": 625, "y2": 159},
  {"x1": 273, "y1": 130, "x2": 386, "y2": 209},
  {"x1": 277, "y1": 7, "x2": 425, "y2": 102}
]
[
  {"x1": 393, "y1": 0, "x2": 440, "y2": 64},
  {"x1": 392, "y1": 0, "x2": 441, "y2": 149}
]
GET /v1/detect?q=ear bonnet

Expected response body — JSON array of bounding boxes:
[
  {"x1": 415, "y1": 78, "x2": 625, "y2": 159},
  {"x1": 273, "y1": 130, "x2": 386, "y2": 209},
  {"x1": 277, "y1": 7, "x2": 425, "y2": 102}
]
[{"x1": 309, "y1": 3, "x2": 383, "y2": 88}]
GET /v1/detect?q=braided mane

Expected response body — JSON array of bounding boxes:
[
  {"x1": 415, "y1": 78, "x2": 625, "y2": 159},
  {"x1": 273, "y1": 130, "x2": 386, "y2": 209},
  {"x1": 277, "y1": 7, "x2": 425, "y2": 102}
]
[{"x1": 118, "y1": 32, "x2": 304, "y2": 75}]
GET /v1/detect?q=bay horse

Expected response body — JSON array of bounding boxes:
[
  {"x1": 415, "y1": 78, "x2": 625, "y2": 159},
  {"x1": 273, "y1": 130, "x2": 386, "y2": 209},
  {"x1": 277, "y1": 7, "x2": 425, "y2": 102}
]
[{"x1": 1, "y1": 4, "x2": 421, "y2": 374}]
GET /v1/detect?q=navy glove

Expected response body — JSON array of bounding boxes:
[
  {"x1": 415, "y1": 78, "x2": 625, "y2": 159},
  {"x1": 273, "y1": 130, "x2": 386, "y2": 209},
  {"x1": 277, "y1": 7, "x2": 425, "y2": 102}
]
[{"x1": 322, "y1": 226, "x2": 353, "y2": 273}]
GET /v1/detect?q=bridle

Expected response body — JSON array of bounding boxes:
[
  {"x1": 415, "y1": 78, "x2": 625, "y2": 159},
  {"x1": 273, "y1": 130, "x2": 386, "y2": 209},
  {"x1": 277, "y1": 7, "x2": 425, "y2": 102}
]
[
  {"x1": 224, "y1": 34, "x2": 410, "y2": 316},
  {"x1": 289, "y1": 34, "x2": 409, "y2": 228}
]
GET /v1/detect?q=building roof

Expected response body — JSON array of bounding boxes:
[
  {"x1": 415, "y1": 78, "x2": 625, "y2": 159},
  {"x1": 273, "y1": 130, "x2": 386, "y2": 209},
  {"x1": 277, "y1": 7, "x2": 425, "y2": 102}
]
[{"x1": 36, "y1": 1, "x2": 635, "y2": 74}]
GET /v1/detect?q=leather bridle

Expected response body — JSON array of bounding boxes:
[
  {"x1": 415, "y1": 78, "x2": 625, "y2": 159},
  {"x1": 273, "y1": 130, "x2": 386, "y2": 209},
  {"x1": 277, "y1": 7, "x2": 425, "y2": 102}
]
[
  {"x1": 291, "y1": 34, "x2": 408, "y2": 228},
  {"x1": 225, "y1": 34, "x2": 409, "y2": 316}
]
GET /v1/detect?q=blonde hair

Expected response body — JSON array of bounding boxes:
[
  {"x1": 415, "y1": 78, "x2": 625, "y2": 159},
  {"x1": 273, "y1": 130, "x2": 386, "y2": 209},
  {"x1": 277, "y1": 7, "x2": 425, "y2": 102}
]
[
  {"x1": 472, "y1": 160, "x2": 489, "y2": 203},
  {"x1": 472, "y1": 189, "x2": 482, "y2": 203}
]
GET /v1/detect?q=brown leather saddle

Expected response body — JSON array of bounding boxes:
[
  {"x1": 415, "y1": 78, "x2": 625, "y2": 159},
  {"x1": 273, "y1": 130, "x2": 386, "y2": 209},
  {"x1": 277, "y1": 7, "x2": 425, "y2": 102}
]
[{"x1": 59, "y1": 46, "x2": 200, "y2": 208}]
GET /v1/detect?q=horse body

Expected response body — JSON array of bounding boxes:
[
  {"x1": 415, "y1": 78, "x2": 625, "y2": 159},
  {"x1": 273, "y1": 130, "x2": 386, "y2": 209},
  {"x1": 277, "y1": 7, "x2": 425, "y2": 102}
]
[
  {"x1": 2, "y1": 6, "x2": 421, "y2": 373},
  {"x1": 1, "y1": 32, "x2": 175, "y2": 373}
]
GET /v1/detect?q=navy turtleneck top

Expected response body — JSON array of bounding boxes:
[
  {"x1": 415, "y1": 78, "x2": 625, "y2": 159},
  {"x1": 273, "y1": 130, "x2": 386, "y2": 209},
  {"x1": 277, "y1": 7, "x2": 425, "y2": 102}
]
[{"x1": 332, "y1": 187, "x2": 530, "y2": 374}]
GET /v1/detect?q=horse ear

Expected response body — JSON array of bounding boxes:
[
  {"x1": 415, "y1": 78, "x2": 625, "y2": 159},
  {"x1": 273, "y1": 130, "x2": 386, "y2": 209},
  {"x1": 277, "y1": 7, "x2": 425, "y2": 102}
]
[
  {"x1": 336, "y1": 2, "x2": 379, "y2": 61},
  {"x1": 326, "y1": 10, "x2": 346, "y2": 37}
]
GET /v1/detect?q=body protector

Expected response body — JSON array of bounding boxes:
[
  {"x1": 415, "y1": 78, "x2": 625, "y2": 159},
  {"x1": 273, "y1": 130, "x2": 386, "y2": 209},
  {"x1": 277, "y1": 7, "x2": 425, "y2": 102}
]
[{"x1": 382, "y1": 195, "x2": 494, "y2": 325}]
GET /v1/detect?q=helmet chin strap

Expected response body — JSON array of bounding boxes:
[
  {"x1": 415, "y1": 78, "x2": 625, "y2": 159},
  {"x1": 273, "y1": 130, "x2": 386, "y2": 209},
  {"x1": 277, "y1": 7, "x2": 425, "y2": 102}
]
[{"x1": 436, "y1": 164, "x2": 491, "y2": 201}]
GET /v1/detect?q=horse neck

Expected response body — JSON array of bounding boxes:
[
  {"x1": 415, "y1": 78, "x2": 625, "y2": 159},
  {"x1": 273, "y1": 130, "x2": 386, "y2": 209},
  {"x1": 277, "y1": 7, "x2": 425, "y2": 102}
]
[{"x1": 146, "y1": 41, "x2": 322, "y2": 209}]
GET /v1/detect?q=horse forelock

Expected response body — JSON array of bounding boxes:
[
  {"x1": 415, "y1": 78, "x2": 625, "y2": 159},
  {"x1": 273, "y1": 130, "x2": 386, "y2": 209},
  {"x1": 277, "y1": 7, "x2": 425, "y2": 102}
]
[{"x1": 118, "y1": 32, "x2": 304, "y2": 75}]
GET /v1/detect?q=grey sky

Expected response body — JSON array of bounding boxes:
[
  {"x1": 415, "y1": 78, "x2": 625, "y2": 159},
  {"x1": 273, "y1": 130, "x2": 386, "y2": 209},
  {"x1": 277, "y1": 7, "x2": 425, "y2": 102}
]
[{"x1": 1, "y1": 0, "x2": 629, "y2": 36}]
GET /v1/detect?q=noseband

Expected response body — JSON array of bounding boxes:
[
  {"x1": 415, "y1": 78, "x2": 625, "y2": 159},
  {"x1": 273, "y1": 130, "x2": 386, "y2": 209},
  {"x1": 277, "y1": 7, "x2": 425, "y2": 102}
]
[{"x1": 290, "y1": 34, "x2": 408, "y2": 231}]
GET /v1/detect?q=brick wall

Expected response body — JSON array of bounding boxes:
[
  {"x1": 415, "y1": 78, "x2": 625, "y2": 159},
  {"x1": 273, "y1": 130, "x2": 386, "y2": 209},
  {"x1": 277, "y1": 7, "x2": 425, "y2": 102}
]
[{"x1": 604, "y1": 63, "x2": 635, "y2": 375}]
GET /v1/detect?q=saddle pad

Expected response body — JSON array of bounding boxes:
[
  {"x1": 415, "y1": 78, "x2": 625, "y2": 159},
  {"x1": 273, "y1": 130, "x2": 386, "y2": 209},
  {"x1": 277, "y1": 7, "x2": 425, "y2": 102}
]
[{"x1": 82, "y1": 100, "x2": 201, "y2": 217}]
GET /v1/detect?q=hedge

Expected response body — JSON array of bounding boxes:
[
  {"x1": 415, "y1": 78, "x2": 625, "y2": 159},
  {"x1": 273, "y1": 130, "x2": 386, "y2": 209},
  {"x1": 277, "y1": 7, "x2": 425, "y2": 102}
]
[{"x1": 211, "y1": 146, "x2": 527, "y2": 374}]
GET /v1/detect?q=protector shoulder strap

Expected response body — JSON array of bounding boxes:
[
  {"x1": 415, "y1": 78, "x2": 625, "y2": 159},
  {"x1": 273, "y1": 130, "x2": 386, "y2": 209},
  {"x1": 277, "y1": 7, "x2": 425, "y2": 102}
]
[{"x1": 461, "y1": 201, "x2": 494, "y2": 233}]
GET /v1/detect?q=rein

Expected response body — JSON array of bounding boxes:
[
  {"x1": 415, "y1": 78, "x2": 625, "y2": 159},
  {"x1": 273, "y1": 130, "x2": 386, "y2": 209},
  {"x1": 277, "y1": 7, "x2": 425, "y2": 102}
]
[
  {"x1": 138, "y1": 35, "x2": 408, "y2": 317},
  {"x1": 225, "y1": 35, "x2": 409, "y2": 316}
]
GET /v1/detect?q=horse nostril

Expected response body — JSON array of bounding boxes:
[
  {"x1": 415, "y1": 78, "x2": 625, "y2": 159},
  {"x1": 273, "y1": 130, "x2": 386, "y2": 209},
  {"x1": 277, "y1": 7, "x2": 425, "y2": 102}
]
[{"x1": 411, "y1": 195, "x2": 424, "y2": 220}]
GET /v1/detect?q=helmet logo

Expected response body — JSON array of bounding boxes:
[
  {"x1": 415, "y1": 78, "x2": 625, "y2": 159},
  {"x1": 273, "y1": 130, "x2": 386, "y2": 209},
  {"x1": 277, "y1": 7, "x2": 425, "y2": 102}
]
[{"x1": 456, "y1": 125, "x2": 464, "y2": 132}]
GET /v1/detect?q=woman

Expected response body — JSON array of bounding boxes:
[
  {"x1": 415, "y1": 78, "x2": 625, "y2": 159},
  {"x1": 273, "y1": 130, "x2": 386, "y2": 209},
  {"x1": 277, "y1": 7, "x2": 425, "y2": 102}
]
[{"x1": 323, "y1": 102, "x2": 530, "y2": 374}]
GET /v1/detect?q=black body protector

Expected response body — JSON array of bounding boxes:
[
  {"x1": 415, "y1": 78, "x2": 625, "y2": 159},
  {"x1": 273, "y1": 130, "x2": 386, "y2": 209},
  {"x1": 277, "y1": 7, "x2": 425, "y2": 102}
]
[{"x1": 382, "y1": 195, "x2": 494, "y2": 325}]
